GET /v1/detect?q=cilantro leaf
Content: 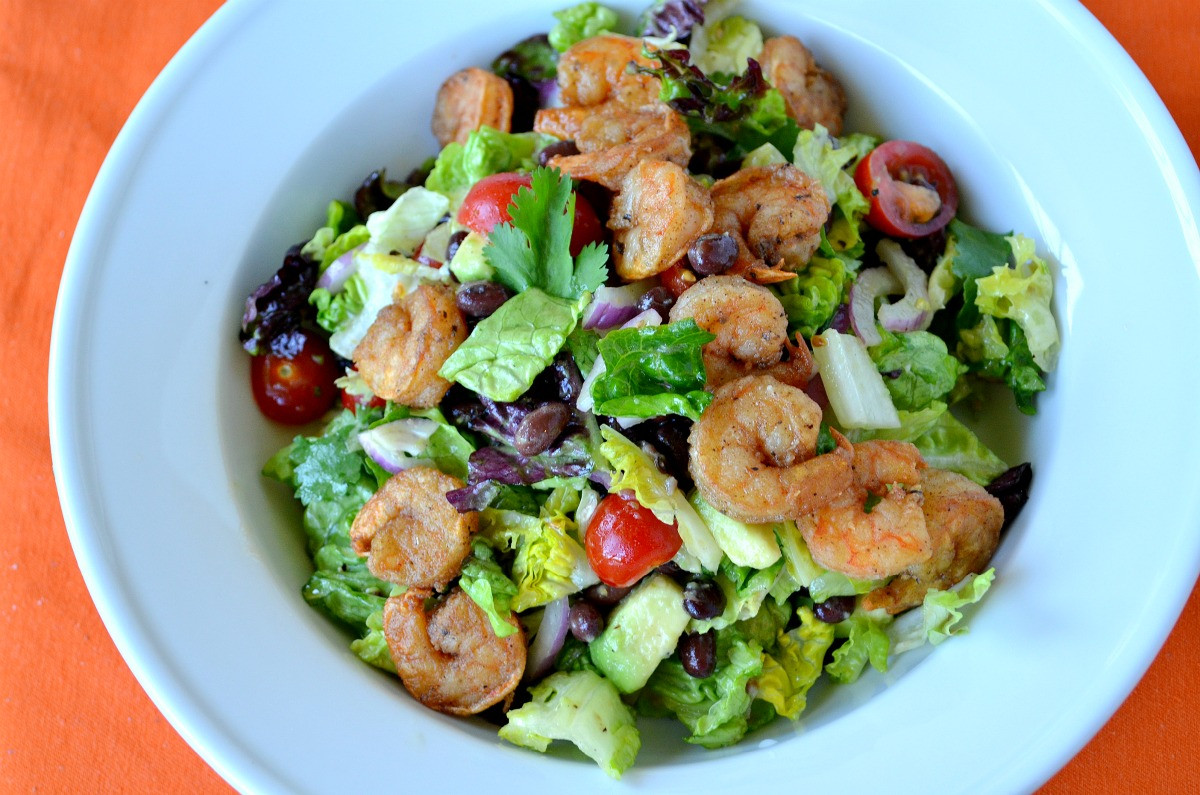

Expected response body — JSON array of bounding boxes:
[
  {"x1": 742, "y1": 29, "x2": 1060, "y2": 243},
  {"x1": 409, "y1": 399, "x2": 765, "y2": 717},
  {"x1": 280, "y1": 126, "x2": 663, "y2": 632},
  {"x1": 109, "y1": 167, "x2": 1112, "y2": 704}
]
[{"x1": 484, "y1": 167, "x2": 609, "y2": 300}]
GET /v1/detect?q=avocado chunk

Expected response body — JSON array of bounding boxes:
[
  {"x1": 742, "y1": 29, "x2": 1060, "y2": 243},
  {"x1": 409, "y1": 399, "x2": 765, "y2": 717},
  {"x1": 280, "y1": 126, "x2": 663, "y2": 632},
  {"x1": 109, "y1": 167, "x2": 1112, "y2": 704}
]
[
  {"x1": 690, "y1": 492, "x2": 782, "y2": 569},
  {"x1": 589, "y1": 574, "x2": 690, "y2": 693}
]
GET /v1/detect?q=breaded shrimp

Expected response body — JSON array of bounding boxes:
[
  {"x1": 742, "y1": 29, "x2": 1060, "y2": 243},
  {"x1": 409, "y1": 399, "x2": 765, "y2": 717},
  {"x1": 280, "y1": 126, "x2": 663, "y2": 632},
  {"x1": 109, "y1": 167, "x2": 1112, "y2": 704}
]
[
  {"x1": 555, "y1": 34, "x2": 663, "y2": 108},
  {"x1": 758, "y1": 35, "x2": 846, "y2": 135},
  {"x1": 350, "y1": 466, "x2": 475, "y2": 591},
  {"x1": 431, "y1": 67, "x2": 514, "y2": 147},
  {"x1": 353, "y1": 282, "x2": 466, "y2": 409},
  {"x1": 710, "y1": 164, "x2": 831, "y2": 276},
  {"x1": 797, "y1": 440, "x2": 933, "y2": 580},
  {"x1": 862, "y1": 468, "x2": 1004, "y2": 613},
  {"x1": 609, "y1": 159, "x2": 714, "y2": 280},
  {"x1": 668, "y1": 274, "x2": 815, "y2": 389},
  {"x1": 689, "y1": 374, "x2": 854, "y2": 523},
  {"x1": 535, "y1": 102, "x2": 691, "y2": 191},
  {"x1": 384, "y1": 587, "x2": 525, "y2": 716}
]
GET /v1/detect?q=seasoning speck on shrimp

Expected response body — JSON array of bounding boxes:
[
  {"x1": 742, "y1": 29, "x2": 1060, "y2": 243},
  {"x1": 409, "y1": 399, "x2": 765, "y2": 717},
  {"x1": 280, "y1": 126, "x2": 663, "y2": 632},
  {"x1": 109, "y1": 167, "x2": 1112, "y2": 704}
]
[
  {"x1": 432, "y1": 67, "x2": 514, "y2": 147},
  {"x1": 668, "y1": 274, "x2": 815, "y2": 389},
  {"x1": 609, "y1": 159, "x2": 714, "y2": 280},
  {"x1": 689, "y1": 374, "x2": 854, "y2": 523},
  {"x1": 797, "y1": 440, "x2": 933, "y2": 580},
  {"x1": 710, "y1": 164, "x2": 831, "y2": 278},
  {"x1": 384, "y1": 587, "x2": 525, "y2": 716},
  {"x1": 862, "y1": 468, "x2": 1004, "y2": 613},
  {"x1": 758, "y1": 35, "x2": 847, "y2": 135},
  {"x1": 349, "y1": 466, "x2": 475, "y2": 591},
  {"x1": 353, "y1": 282, "x2": 466, "y2": 409}
]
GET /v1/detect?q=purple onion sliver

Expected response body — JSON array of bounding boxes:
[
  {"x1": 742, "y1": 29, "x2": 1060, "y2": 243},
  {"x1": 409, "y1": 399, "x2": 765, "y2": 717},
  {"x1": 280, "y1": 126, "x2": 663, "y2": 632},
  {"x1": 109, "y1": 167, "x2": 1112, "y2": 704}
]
[
  {"x1": 315, "y1": 247, "x2": 361, "y2": 293},
  {"x1": 525, "y1": 597, "x2": 571, "y2": 682},
  {"x1": 849, "y1": 266, "x2": 901, "y2": 347}
]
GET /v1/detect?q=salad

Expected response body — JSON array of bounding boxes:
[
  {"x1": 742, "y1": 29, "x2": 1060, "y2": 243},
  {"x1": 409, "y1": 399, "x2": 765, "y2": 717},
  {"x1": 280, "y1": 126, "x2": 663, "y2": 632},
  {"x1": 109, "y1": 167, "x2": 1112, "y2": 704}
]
[{"x1": 238, "y1": 0, "x2": 1057, "y2": 778}]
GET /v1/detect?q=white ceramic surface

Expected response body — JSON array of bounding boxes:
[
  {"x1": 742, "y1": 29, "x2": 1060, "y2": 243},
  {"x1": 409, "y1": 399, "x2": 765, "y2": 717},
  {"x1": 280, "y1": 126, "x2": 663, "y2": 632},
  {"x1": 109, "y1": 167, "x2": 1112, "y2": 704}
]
[{"x1": 49, "y1": 1, "x2": 1200, "y2": 793}]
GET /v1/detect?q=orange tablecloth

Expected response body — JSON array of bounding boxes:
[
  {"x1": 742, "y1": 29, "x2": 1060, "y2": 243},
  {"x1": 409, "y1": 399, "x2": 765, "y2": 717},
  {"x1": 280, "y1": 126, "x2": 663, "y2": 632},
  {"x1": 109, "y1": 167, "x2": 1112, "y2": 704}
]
[{"x1": 4, "y1": 1, "x2": 1197, "y2": 791}]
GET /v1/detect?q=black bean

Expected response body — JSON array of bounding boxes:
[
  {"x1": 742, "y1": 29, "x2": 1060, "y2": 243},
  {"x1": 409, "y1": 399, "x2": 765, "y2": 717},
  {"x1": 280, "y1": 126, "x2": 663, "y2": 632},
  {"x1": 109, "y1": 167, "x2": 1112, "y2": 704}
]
[
  {"x1": 687, "y1": 232, "x2": 739, "y2": 276},
  {"x1": 569, "y1": 601, "x2": 604, "y2": 642},
  {"x1": 679, "y1": 631, "x2": 716, "y2": 678},
  {"x1": 455, "y1": 281, "x2": 511, "y2": 319},
  {"x1": 582, "y1": 583, "x2": 633, "y2": 605},
  {"x1": 986, "y1": 462, "x2": 1034, "y2": 531},
  {"x1": 445, "y1": 230, "x2": 469, "y2": 263},
  {"x1": 655, "y1": 560, "x2": 691, "y2": 584},
  {"x1": 635, "y1": 285, "x2": 675, "y2": 317},
  {"x1": 514, "y1": 402, "x2": 570, "y2": 456},
  {"x1": 682, "y1": 579, "x2": 725, "y2": 620},
  {"x1": 813, "y1": 595, "x2": 855, "y2": 624},
  {"x1": 537, "y1": 139, "x2": 581, "y2": 167}
]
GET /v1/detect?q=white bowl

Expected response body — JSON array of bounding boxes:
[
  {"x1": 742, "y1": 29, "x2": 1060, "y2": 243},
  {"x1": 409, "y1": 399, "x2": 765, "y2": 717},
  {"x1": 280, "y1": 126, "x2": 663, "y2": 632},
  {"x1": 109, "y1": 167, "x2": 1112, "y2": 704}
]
[{"x1": 49, "y1": 1, "x2": 1200, "y2": 792}]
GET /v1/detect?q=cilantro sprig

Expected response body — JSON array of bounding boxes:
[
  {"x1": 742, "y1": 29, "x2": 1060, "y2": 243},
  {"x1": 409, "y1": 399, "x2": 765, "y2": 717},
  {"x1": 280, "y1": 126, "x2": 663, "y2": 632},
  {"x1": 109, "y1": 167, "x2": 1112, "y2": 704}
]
[{"x1": 485, "y1": 167, "x2": 609, "y2": 299}]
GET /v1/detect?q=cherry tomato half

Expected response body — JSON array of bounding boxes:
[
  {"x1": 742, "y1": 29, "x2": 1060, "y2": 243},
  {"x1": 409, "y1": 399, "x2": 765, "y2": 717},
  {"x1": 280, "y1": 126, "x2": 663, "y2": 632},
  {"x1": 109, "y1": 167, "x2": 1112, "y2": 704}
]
[
  {"x1": 457, "y1": 172, "x2": 604, "y2": 257},
  {"x1": 250, "y1": 329, "x2": 341, "y2": 425},
  {"x1": 585, "y1": 493, "x2": 683, "y2": 588},
  {"x1": 854, "y1": 140, "x2": 958, "y2": 239}
]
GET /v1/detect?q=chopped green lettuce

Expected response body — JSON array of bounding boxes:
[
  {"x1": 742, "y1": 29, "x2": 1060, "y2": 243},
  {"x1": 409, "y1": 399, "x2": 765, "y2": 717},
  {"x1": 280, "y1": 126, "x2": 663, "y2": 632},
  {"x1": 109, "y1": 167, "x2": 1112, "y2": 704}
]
[
  {"x1": 362, "y1": 186, "x2": 449, "y2": 257},
  {"x1": 591, "y1": 319, "x2": 715, "y2": 420},
  {"x1": 774, "y1": 254, "x2": 846, "y2": 338},
  {"x1": 548, "y1": 2, "x2": 619, "y2": 52},
  {"x1": 500, "y1": 670, "x2": 640, "y2": 778},
  {"x1": 742, "y1": 142, "x2": 788, "y2": 168},
  {"x1": 480, "y1": 505, "x2": 597, "y2": 611},
  {"x1": 869, "y1": 329, "x2": 966, "y2": 411},
  {"x1": 825, "y1": 609, "x2": 892, "y2": 684},
  {"x1": 692, "y1": 15, "x2": 763, "y2": 76},
  {"x1": 975, "y1": 235, "x2": 1060, "y2": 370},
  {"x1": 349, "y1": 609, "x2": 395, "y2": 672},
  {"x1": 754, "y1": 607, "x2": 835, "y2": 719},
  {"x1": 689, "y1": 559, "x2": 787, "y2": 633},
  {"x1": 438, "y1": 288, "x2": 586, "y2": 401},
  {"x1": 792, "y1": 126, "x2": 876, "y2": 256},
  {"x1": 639, "y1": 630, "x2": 764, "y2": 747},
  {"x1": 458, "y1": 538, "x2": 520, "y2": 637},
  {"x1": 889, "y1": 569, "x2": 995, "y2": 655},
  {"x1": 425, "y1": 126, "x2": 552, "y2": 209}
]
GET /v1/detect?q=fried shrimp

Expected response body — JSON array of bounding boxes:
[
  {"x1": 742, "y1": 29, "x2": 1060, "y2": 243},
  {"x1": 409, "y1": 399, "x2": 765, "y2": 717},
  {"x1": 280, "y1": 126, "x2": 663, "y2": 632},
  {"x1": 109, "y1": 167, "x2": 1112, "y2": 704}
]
[
  {"x1": 668, "y1": 274, "x2": 815, "y2": 389},
  {"x1": 758, "y1": 35, "x2": 847, "y2": 135},
  {"x1": 862, "y1": 468, "x2": 1004, "y2": 613},
  {"x1": 535, "y1": 102, "x2": 692, "y2": 191},
  {"x1": 431, "y1": 67, "x2": 514, "y2": 147},
  {"x1": 689, "y1": 374, "x2": 854, "y2": 523},
  {"x1": 384, "y1": 587, "x2": 526, "y2": 716},
  {"x1": 797, "y1": 440, "x2": 933, "y2": 580},
  {"x1": 710, "y1": 164, "x2": 831, "y2": 277},
  {"x1": 534, "y1": 36, "x2": 691, "y2": 190},
  {"x1": 349, "y1": 466, "x2": 475, "y2": 591},
  {"x1": 555, "y1": 34, "x2": 663, "y2": 108},
  {"x1": 609, "y1": 159, "x2": 714, "y2": 280},
  {"x1": 353, "y1": 282, "x2": 467, "y2": 409}
]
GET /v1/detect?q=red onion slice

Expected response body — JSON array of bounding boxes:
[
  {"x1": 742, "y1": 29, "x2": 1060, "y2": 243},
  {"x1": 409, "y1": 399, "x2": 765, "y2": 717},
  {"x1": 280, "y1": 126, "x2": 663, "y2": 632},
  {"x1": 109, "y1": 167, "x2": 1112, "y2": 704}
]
[
  {"x1": 875, "y1": 239, "x2": 932, "y2": 333},
  {"x1": 357, "y1": 417, "x2": 439, "y2": 474},
  {"x1": 849, "y1": 267, "x2": 901, "y2": 347},
  {"x1": 525, "y1": 596, "x2": 570, "y2": 682},
  {"x1": 315, "y1": 243, "x2": 364, "y2": 292},
  {"x1": 582, "y1": 283, "x2": 651, "y2": 330}
]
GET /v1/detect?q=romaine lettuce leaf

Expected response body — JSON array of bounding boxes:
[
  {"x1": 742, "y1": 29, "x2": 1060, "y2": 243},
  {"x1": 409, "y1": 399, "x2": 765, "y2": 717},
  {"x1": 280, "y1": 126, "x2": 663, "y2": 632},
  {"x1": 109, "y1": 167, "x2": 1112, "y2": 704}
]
[
  {"x1": 591, "y1": 319, "x2": 715, "y2": 420},
  {"x1": 754, "y1": 606, "x2": 835, "y2": 719},
  {"x1": 425, "y1": 126, "x2": 552, "y2": 209},
  {"x1": 825, "y1": 609, "x2": 892, "y2": 684},
  {"x1": 889, "y1": 569, "x2": 996, "y2": 655},
  {"x1": 792, "y1": 126, "x2": 876, "y2": 256},
  {"x1": 499, "y1": 670, "x2": 640, "y2": 778},
  {"x1": 975, "y1": 235, "x2": 1059, "y2": 370},
  {"x1": 774, "y1": 254, "x2": 846, "y2": 338},
  {"x1": 458, "y1": 538, "x2": 520, "y2": 637},
  {"x1": 548, "y1": 2, "x2": 619, "y2": 52},
  {"x1": 438, "y1": 288, "x2": 586, "y2": 401},
  {"x1": 349, "y1": 609, "x2": 395, "y2": 672},
  {"x1": 869, "y1": 329, "x2": 966, "y2": 411},
  {"x1": 692, "y1": 15, "x2": 763, "y2": 76},
  {"x1": 479, "y1": 506, "x2": 597, "y2": 611}
]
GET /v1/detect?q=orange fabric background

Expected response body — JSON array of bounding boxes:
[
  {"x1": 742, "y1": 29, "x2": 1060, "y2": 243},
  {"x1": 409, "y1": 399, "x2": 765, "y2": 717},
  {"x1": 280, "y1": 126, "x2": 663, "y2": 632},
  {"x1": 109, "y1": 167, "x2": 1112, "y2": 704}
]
[{"x1": 2, "y1": 0, "x2": 1196, "y2": 791}]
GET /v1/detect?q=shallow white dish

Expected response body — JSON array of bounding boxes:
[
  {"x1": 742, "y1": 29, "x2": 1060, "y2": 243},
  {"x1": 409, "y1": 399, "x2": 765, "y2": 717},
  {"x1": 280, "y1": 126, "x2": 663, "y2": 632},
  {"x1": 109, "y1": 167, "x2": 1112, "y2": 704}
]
[{"x1": 49, "y1": 0, "x2": 1200, "y2": 792}]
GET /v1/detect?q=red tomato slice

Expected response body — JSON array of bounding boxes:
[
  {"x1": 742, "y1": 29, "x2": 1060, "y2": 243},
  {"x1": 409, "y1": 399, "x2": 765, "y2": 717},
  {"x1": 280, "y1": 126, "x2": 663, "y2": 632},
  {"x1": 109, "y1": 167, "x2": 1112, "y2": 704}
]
[
  {"x1": 456, "y1": 172, "x2": 604, "y2": 257},
  {"x1": 854, "y1": 140, "x2": 958, "y2": 238},
  {"x1": 250, "y1": 329, "x2": 341, "y2": 425},
  {"x1": 585, "y1": 493, "x2": 683, "y2": 588}
]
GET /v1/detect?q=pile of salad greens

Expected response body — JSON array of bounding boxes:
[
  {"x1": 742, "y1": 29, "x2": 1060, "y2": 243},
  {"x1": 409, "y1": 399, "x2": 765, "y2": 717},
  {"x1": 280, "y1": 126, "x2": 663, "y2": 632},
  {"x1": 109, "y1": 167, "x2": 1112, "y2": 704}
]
[{"x1": 240, "y1": 0, "x2": 1057, "y2": 778}]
